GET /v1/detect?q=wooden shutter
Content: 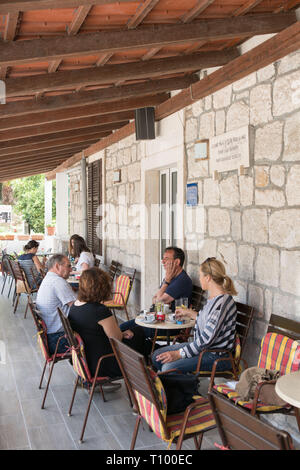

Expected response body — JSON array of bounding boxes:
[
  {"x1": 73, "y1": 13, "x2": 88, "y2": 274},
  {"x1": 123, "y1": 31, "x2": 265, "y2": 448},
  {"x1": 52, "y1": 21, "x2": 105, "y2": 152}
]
[{"x1": 87, "y1": 159, "x2": 102, "y2": 256}]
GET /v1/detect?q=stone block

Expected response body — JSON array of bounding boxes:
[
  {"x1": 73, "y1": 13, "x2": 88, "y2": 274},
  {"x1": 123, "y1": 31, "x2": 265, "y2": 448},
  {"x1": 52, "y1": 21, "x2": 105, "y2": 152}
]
[
  {"x1": 220, "y1": 175, "x2": 239, "y2": 207},
  {"x1": 255, "y1": 166, "x2": 269, "y2": 188},
  {"x1": 248, "y1": 284, "x2": 264, "y2": 317},
  {"x1": 242, "y1": 209, "x2": 268, "y2": 244},
  {"x1": 270, "y1": 165, "x2": 285, "y2": 187},
  {"x1": 250, "y1": 84, "x2": 272, "y2": 126},
  {"x1": 231, "y1": 210, "x2": 241, "y2": 240},
  {"x1": 199, "y1": 112, "x2": 215, "y2": 139},
  {"x1": 191, "y1": 99, "x2": 204, "y2": 117},
  {"x1": 226, "y1": 101, "x2": 249, "y2": 131},
  {"x1": 283, "y1": 111, "x2": 300, "y2": 162},
  {"x1": 280, "y1": 250, "x2": 300, "y2": 296},
  {"x1": 239, "y1": 175, "x2": 254, "y2": 206},
  {"x1": 215, "y1": 109, "x2": 226, "y2": 135},
  {"x1": 203, "y1": 178, "x2": 220, "y2": 206},
  {"x1": 255, "y1": 246, "x2": 279, "y2": 288},
  {"x1": 257, "y1": 63, "x2": 275, "y2": 82},
  {"x1": 273, "y1": 292, "x2": 300, "y2": 319},
  {"x1": 286, "y1": 166, "x2": 300, "y2": 206},
  {"x1": 254, "y1": 121, "x2": 283, "y2": 162},
  {"x1": 217, "y1": 242, "x2": 238, "y2": 276},
  {"x1": 127, "y1": 162, "x2": 140, "y2": 182},
  {"x1": 233, "y1": 72, "x2": 256, "y2": 92},
  {"x1": 255, "y1": 189, "x2": 285, "y2": 207},
  {"x1": 213, "y1": 85, "x2": 232, "y2": 110},
  {"x1": 238, "y1": 244, "x2": 255, "y2": 280},
  {"x1": 185, "y1": 117, "x2": 198, "y2": 143},
  {"x1": 208, "y1": 208, "x2": 231, "y2": 237},
  {"x1": 197, "y1": 238, "x2": 217, "y2": 263},
  {"x1": 273, "y1": 69, "x2": 300, "y2": 117},
  {"x1": 269, "y1": 209, "x2": 300, "y2": 248}
]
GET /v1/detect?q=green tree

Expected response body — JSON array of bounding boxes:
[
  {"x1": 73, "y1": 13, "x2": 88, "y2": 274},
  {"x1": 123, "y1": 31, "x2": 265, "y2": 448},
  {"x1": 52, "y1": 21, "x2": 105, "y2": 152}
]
[{"x1": 11, "y1": 175, "x2": 56, "y2": 233}]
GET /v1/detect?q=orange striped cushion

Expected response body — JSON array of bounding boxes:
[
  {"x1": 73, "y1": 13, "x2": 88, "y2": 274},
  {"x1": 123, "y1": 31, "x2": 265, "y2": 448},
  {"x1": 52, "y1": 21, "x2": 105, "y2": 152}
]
[
  {"x1": 110, "y1": 275, "x2": 130, "y2": 306},
  {"x1": 258, "y1": 333, "x2": 300, "y2": 374},
  {"x1": 134, "y1": 391, "x2": 167, "y2": 441},
  {"x1": 214, "y1": 384, "x2": 291, "y2": 412}
]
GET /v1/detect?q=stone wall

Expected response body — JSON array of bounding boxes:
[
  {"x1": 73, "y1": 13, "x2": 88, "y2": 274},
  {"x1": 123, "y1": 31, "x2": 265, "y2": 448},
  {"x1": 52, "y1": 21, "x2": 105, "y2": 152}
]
[
  {"x1": 69, "y1": 169, "x2": 84, "y2": 236},
  {"x1": 184, "y1": 53, "x2": 300, "y2": 367}
]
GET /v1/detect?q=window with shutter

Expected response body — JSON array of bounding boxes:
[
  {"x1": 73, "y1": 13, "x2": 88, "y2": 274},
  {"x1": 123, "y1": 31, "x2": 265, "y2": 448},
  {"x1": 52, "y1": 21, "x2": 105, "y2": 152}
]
[{"x1": 87, "y1": 160, "x2": 102, "y2": 256}]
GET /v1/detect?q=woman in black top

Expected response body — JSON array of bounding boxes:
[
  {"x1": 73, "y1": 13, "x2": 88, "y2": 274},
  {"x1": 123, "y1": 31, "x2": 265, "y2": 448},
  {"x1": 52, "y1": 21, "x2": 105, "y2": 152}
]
[{"x1": 68, "y1": 267, "x2": 149, "y2": 378}]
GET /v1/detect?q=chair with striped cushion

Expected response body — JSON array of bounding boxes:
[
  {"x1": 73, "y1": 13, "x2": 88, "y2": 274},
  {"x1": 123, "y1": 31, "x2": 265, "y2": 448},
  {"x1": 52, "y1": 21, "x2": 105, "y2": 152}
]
[
  {"x1": 212, "y1": 327, "x2": 300, "y2": 431},
  {"x1": 104, "y1": 267, "x2": 136, "y2": 321},
  {"x1": 27, "y1": 301, "x2": 72, "y2": 410},
  {"x1": 110, "y1": 337, "x2": 216, "y2": 450},
  {"x1": 57, "y1": 308, "x2": 122, "y2": 443}
]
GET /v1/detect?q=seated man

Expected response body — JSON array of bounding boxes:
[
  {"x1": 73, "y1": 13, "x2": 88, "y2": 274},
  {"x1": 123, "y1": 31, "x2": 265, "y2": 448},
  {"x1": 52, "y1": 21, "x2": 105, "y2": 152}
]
[
  {"x1": 36, "y1": 254, "x2": 77, "y2": 354},
  {"x1": 120, "y1": 246, "x2": 193, "y2": 338}
]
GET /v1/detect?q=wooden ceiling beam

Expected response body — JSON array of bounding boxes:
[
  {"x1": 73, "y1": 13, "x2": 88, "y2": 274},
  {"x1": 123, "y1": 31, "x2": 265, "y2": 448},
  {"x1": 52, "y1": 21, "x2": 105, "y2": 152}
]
[
  {"x1": 232, "y1": 0, "x2": 265, "y2": 16},
  {"x1": 0, "y1": 113, "x2": 133, "y2": 141},
  {"x1": 5, "y1": 51, "x2": 237, "y2": 97},
  {"x1": 0, "y1": 0, "x2": 135, "y2": 14},
  {"x1": 0, "y1": 13, "x2": 295, "y2": 68},
  {"x1": 0, "y1": 125, "x2": 114, "y2": 150},
  {"x1": 0, "y1": 153, "x2": 76, "y2": 171},
  {"x1": 0, "y1": 95, "x2": 166, "y2": 132},
  {"x1": 0, "y1": 75, "x2": 198, "y2": 119},
  {"x1": 67, "y1": 5, "x2": 92, "y2": 35},
  {"x1": 0, "y1": 131, "x2": 115, "y2": 157}
]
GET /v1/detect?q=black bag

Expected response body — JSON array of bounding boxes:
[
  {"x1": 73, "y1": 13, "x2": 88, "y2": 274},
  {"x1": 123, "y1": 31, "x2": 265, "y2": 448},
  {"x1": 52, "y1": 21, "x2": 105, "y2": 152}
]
[{"x1": 159, "y1": 373, "x2": 198, "y2": 415}]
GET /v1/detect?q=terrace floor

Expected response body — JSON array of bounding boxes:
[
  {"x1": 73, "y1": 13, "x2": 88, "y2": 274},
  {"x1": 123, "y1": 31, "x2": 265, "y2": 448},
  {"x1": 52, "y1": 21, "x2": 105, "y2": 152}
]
[{"x1": 0, "y1": 279, "x2": 220, "y2": 451}]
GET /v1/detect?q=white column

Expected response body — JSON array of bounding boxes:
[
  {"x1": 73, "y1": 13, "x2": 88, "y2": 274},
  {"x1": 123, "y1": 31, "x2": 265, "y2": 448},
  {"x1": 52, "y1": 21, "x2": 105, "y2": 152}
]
[
  {"x1": 44, "y1": 177, "x2": 52, "y2": 231},
  {"x1": 56, "y1": 172, "x2": 69, "y2": 238}
]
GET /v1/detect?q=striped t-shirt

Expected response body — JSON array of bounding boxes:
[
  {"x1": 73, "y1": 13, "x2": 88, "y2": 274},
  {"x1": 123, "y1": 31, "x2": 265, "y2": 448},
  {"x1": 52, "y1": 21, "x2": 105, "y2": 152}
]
[{"x1": 182, "y1": 294, "x2": 237, "y2": 358}]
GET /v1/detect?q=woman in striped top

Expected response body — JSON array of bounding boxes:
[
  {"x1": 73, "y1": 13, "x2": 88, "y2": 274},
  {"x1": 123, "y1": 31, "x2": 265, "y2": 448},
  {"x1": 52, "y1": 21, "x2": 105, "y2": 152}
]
[{"x1": 152, "y1": 258, "x2": 237, "y2": 373}]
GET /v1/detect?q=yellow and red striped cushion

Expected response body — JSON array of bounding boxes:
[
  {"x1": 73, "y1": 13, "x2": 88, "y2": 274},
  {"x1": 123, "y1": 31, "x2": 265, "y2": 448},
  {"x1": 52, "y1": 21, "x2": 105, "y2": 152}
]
[
  {"x1": 213, "y1": 384, "x2": 291, "y2": 412},
  {"x1": 258, "y1": 332, "x2": 300, "y2": 374},
  {"x1": 105, "y1": 275, "x2": 130, "y2": 307}
]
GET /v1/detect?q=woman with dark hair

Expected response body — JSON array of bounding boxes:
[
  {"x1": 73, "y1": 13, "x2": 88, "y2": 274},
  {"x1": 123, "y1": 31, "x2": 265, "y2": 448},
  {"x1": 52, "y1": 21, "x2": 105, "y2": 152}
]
[
  {"x1": 68, "y1": 234, "x2": 84, "y2": 262},
  {"x1": 68, "y1": 268, "x2": 150, "y2": 380},
  {"x1": 18, "y1": 240, "x2": 45, "y2": 286},
  {"x1": 71, "y1": 236, "x2": 95, "y2": 273}
]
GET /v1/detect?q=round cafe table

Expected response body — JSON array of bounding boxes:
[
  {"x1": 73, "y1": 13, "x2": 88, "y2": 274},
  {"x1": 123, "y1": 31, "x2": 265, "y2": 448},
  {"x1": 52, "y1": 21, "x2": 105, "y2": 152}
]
[
  {"x1": 275, "y1": 371, "x2": 300, "y2": 408},
  {"x1": 135, "y1": 314, "x2": 195, "y2": 353}
]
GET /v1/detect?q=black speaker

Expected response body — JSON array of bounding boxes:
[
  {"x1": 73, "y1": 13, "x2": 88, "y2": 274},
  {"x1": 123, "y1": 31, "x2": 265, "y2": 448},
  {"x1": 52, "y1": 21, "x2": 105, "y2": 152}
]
[{"x1": 134, "y1": 107, "x2": 155, "y2": 140}]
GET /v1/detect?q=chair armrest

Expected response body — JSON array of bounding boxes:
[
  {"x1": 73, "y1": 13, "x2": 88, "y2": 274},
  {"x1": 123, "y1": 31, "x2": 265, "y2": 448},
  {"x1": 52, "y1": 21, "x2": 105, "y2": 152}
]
[
  {"x1": 94, "y1": 353, "x2": 115, "y2": 378},
  {"x1": 251, "y1": 380, "x2": 277, "y2": 414},
  {"x1": 196, "y1": 347, "x2": 233, "y2": 373},
  {"x1": 208, "y1": 352, "x2": 238, "y2": 392}
]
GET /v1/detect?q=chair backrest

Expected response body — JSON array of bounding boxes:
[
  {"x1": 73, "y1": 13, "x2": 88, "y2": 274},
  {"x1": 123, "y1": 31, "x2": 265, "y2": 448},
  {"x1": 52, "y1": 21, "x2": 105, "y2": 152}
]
[
  {"x1": 18, "y1": 259, "x2": 41, "y2": 289},
  {"x1": 108, "y1": 260, "x2": 122, "y2": 281},
  {"x1": 235, "y1": 302, "x2": 255, "y2": 356},
  {"x1": 2, "y1": 254, "x2": 13, "y2": 276},
  {"x1": 191, "y1": 284, "x2": 205, "y2": 311},
  {"x1": 208, "y1": 390, "x2": 294, "y2": 450},
  {"x1": 113, "y1": 274, "x2": 132, "y2": 305},
  {"x1": 110, "y1": 337, "x2": 169, "y2": 440},
  {"x1": 267, "y1": 314, "x2": 300, "y2": 341},
  {"x1": 27, "y1": 301, "x2": 50, "y2": 361},
  {"x1": 257, "y1": 332, "x2": 300, "y2": 375},
  {"x1": 10, "y1": 259, "x2": 30, "y2": 290},
  {"x1": 56, "y1": 307, "x2": 77, "y2": 348}
]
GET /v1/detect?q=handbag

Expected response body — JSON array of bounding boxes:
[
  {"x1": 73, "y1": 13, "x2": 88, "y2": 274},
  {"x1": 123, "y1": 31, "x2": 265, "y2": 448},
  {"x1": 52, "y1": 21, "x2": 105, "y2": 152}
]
[{"x1": 159, "y1": 373, "x2": 199, "y2": 415}]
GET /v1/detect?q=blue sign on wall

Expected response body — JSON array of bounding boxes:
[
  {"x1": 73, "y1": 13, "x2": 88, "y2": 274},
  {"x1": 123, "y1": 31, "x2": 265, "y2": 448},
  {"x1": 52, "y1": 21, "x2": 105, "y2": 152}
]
[{"x1": 186, "y1": 183, "x2": 198, "y2": 206}]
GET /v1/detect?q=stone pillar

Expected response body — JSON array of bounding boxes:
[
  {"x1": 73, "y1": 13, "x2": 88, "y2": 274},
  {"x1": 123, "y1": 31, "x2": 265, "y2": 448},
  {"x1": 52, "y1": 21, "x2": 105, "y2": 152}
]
[
  {"x1": 44, "y1": 177, "x2": 52, "y2": 231},
  {"x1": 56, "y1": 172, "x2": 69, "y2": 239}
]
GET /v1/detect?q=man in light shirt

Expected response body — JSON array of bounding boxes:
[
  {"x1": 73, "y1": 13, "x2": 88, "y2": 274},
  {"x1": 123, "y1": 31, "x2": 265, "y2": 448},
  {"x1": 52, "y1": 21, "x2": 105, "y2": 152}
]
[{"x1": 36, "y1": 254, "x2": 77, "y2": 354}]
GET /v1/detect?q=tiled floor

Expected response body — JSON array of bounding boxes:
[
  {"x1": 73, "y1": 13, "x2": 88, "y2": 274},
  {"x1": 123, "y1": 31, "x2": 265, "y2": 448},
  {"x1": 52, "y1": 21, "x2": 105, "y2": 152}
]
[{"x1": 0, "y1": 282, "x2": 220, "y2": 451}]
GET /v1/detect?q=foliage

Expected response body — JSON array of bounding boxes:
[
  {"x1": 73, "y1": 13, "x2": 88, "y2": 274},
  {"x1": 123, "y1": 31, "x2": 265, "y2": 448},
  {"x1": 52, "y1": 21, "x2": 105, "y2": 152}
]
[{"x1": 11, "y1": 175, "x2": 56, "y2": 233}]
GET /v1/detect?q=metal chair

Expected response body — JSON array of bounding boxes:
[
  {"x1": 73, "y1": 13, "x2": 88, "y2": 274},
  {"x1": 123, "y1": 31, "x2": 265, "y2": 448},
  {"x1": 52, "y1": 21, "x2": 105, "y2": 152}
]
[
  {"x1": 10, "y1": 260, "x2": 38, "y2": 317},
  {"x1": 208, "y1": 389, "x2": 294, "y2": 450},
  {"x1": 104, "y1": 267, "x2": 136, "y2": 321},
  {"x1": 1, "y1": 253, "x2": 15, "y2": 298},
  {"x1": 56, "y1": 307, "x2": 122, "y2": 443},
  {"x1": 110, "y1": 337, "x2": 216, "y2": 450},
  {"x1": 27, "y1": 301, "x2": 72, "y2": 409}
]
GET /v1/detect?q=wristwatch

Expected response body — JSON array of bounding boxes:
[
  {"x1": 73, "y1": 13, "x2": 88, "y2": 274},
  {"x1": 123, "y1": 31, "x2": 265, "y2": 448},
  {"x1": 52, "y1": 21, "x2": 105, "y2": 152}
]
[
  {"x1": 179, "y1": 349, "x2": 186, "y2": 359},
  {"x1": 164, "y1": 280, "x2": 170, "y2": 286}
]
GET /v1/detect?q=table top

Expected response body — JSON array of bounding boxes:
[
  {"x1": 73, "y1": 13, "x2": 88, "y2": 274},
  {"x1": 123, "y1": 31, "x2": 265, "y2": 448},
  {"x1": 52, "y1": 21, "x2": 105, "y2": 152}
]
[
  {"x1": 135, "y1": 314, "x2": 195, "y2": 330},
  {"x1": 275, "y1": 371, "x2": 300, "y2": 408},
  {"x1": 67, "y1": 276, "x2": 79, "y2": 284}
]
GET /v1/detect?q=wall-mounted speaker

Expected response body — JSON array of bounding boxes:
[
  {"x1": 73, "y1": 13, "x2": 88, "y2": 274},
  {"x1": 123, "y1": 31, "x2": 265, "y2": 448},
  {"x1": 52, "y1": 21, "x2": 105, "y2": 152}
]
[{"x1": 134, "y1": 107, "x2": 155, "y2": 140}]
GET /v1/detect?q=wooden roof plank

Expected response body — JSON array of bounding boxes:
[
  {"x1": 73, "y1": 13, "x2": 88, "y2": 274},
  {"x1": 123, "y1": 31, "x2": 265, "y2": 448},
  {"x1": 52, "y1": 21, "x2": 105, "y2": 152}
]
[
  {"x1": 0, "y1": 0, "x2": 136, "y2": 14},
  {"x1": 5, "y1": 50, "x2": 238, "y2": 97},
  {"x1": 0, "y1": 13, "x2": 295, "y2": 67},
  {"x1": 127, "y1": 0, "x2": 160, "y2": 29},
  {"x1": 180, "y1": 0, "x2": 216, "y2": 23},
  {"x1": 67, "y1": 5, "x2": 92, "y2": 35}
]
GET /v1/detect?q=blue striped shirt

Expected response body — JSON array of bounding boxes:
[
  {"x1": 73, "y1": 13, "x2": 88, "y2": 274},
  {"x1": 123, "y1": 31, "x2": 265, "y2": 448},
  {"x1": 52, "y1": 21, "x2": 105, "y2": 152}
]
[{"x1": 182, "y1": 294, "x2": 237, "y2": 358}]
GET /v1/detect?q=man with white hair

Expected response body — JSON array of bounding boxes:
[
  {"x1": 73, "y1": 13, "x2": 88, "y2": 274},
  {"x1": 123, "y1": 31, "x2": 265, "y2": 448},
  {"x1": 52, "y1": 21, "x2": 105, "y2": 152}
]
[{"x1": 36, "y1": 254, "x2": 76, "y2": 354}]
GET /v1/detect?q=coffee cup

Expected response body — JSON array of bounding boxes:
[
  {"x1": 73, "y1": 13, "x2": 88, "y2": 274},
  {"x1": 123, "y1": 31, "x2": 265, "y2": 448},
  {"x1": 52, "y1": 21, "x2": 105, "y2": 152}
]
[
  {"x1": 144, "y1": 313, "x2": 155, "y2": 323},
  {"x1": 168, "y1": 313, "x2": 176, "y2": 322}
]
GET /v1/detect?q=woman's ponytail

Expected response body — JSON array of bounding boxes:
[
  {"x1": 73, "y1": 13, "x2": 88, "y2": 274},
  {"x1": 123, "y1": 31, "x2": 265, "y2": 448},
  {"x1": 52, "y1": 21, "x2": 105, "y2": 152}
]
[{"x1": 223, "y1": 275, "x2": 237, "y2": 296}]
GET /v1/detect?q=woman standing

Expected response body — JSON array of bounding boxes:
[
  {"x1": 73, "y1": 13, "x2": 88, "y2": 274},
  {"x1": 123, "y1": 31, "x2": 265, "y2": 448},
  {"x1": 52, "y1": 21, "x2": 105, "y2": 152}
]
[{"x1": 152, "y1": 257, "x2": 237, "y2": 373}]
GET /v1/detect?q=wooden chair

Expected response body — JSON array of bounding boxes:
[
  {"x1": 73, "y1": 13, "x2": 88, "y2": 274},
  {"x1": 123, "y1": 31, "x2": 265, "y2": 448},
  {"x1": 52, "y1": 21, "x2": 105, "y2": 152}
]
[
  {"x1": 208, "y1": 389, "x2": 294, "y2": 450},
  {"x1": 27, "y1": 301, "x2": 72, "y2": 410},
  {"x1": 10, "y1": 260, "x2": 38, "y2": 318},
  {"x1": 110, "y1": 337, "x2": 216, "y2": 450},
  {"x1": 104, "y1": 267, "x2": 136, "y2": 321},
  {"x1": 56, "y1": 307, "x2": 122, "y2": 443},
  {"x1": 212, "y1": 314, "x2": 300, "y2": 432},
  {"x1": 195, "y1": 302, "x2": 255, "y2": 388}
]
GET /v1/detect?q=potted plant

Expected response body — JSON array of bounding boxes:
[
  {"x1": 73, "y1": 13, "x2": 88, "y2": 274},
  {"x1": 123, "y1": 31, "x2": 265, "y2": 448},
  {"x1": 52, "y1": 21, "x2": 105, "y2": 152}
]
[
  {"x1": 32, "y1": 234, "x2": 44, "y2": 240},
  {"x1": 5, "y1": 234, "x2": 14, "y2": 240},
  {"x1": 46, "y1": 222, "x2": 56, "y2": 236},
  {"x1": 17, "y1": 234, "x2": 30, "y2": 241}
]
